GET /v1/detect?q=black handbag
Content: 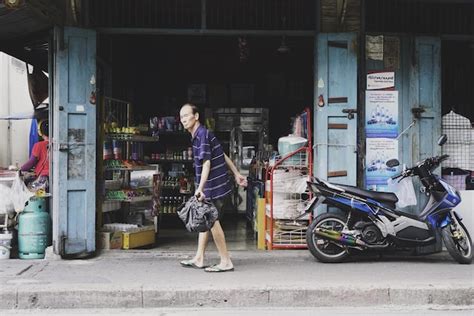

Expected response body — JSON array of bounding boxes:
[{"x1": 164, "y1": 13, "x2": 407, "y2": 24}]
[{"x1": 177, "y1": 196, "x2": 218, "y2": 232}]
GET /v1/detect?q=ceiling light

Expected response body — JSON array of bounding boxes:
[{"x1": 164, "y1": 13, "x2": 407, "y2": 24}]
[{"x1": 4, "y1": 0, "x2": 23, "y2": 9}]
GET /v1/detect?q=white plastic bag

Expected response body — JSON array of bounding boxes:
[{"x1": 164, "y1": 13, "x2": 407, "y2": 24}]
[
  {"x1": 387, "y1": 176, "x2": 417, "y2": 208},
  {"x1": 0, "y1": 184, "x2": 14, "y2": 214},
  {"x1": 10, "y1": 173, "x2": 34, "y2": 212}
]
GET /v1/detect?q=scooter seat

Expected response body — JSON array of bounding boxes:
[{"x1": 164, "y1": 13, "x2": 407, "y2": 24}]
[{"x1": 336, "y1": 184, "x2": 399, "y2": 205}]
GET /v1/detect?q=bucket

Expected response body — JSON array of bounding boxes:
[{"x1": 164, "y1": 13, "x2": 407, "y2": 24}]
[{"x1": 0, "y1": 230, "x2": 12, "y2": 259}]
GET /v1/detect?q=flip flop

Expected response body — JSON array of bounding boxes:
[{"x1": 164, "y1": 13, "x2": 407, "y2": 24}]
[
  {"x1": 180, "y1": 260, "x2": 206, "y2": 269},
  {"x1": 204, "y1": 264, "x2": 234, "y2": 273}
]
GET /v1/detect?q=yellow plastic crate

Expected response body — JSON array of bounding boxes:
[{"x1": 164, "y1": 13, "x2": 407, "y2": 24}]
[{"x1": 122, "y1": 226, "x2": 155, "y2": 249}]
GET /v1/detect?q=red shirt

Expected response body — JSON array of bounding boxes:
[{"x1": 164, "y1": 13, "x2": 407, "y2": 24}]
[{"x1": 32, "y1": 140, "x2": 49, "y2": 177}]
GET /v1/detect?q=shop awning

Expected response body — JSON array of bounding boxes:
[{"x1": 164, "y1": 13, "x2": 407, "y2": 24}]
[
  {"x1": 0, "y1": 111, "x2": 34, "y2": 120},
  {"x1": 0, "y1": 1, "x2": 63, "y2": 70}
]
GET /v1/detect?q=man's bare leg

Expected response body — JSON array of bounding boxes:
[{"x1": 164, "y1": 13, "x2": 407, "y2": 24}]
[
  {"x1": 210, "y1": 220, "x2": 233, "y2": 269},
  {"x1": 191, "y1": 231, "x2": 209, "y2": 267}
]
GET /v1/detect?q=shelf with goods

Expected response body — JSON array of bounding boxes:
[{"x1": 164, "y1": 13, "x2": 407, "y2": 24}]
[
  {"x1": 265, "y1": 108, "x2": 313, "y2": 250},
  {"x1": 99, "y1": 97, "x2": 158, "y2": 249},
  {"x1": 149, "y1": 115, "x2": 195, "y2": 228}
]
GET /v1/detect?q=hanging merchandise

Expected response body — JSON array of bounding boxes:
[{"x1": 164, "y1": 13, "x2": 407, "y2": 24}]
[{"x1": 238, "y1": 36, "x2": 249, "y2": 63}]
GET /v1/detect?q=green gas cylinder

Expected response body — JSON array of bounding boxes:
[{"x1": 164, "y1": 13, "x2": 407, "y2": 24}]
[{"x1": 18, "y1": 197, "x2": 51, "y2": 259}]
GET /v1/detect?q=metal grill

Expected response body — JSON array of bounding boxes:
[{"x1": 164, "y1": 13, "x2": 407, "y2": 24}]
[
  {"x1": 90, "y1": 0, "x2": 201, "y2": 28},
  {"x1": 366, "y1": 0, "x2": 474, "y2": 36},
  {"x1": 103, "y1": 97, "x2": 131, "y2": 128},
  {"x1": 89, "y1": 0, "x2": 315, "y2": 30},
  {"x1": 206, "y1": 0, "x2": 315, "y2": 30},
  {"x1": 441, "y1": 111, "x2": 474, "y2": 191}
]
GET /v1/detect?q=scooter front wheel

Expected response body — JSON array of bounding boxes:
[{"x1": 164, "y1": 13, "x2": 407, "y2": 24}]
[
  {"x1": 441, "y1": 220, "x2": 472, "y2": 264},
  {"x1": 306, "y1": 213, "x2": 349, "y2": 263}
]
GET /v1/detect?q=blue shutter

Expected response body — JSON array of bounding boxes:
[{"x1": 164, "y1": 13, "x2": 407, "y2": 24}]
[
  {"x1": 51, "y1": 27, "x2": 97, "y2": 257},
  {"x1": 314, "y1": 33, "x2": 358, "y2": 186},
  {"x1": 403, "y1": 37, "x2": 441, "y2": 213}
]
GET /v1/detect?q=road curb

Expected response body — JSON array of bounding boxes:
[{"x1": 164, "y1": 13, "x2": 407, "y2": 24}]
[{"x1": 1, "y1": 285, "x2": 472, "y2": 309}]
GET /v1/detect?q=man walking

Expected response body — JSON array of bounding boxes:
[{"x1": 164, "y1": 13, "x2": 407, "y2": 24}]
[{"x1": 179, "y1": 103, "x2": 247, "y2": 272}]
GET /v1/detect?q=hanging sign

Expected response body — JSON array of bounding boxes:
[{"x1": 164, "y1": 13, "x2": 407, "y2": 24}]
[
  {"x1": 365, "y1": 90, "x2": 398, "y2": 138},
  {"x1": 366, "y1": 35, "x2": 384, "y2": 61},
  {"x1": 365, "y1": 138, "x2": 399, "y2": 191},
  {"x1": 367, "y1": 71, "x2": 395, "y2": 90}
]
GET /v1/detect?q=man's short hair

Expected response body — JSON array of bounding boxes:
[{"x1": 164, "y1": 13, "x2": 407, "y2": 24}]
[{"x1": 182, "y1": 103, "x2": 199, "y2": 115}]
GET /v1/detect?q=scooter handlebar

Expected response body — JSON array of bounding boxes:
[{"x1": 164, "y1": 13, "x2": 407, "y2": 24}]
[{"x1": 391, "y1": 168, "x2": 413, "y2": 181}]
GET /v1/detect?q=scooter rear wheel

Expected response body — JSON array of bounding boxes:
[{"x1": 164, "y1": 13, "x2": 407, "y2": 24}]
[
  {"x1": 441, "y1": 220, "x2": 472, "y2": 264},
  {"x1": 306, "y1": 213, "x2": 349, "y2": 263}
]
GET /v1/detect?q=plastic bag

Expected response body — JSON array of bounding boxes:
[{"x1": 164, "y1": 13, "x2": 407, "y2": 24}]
[
  {"x1": 0, "y1": 184, "x2": 14, "y2": 214},
  {"x1": 387, "y1": 177, "x2": 417, "y2": 208},
  {"x1": 11, "y1": 173, "x2": 34, "y2": 212},
  {"x1": 27, "y1": 175, "x2": 49, "y2": 195},
  {"x1": 177, "y1": 196, "x2": 218, "y2": 232}
]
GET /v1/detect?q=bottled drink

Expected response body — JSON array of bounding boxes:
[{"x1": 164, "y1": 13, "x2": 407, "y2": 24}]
[{"x1": 164, "y1": 197, "x2": 169, "y2": 213}]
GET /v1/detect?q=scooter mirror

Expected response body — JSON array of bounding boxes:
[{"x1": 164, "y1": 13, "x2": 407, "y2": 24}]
[
  {"x1": 386, "y1": 159, "x2": 400, "y2": 168},
  {"x1": 437, "y1": 134, "x2": 448, "y2": 146}
]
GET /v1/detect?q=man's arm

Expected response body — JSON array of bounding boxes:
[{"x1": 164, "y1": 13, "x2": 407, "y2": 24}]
[
  {"x1": 224, "y1": 154, "x2": 247, "y2": 187},
  {"x1": 195, "y1": 159, "x2": 211, "y2": 200}
]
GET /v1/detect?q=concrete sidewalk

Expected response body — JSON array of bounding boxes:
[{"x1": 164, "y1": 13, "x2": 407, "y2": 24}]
[{"x1": 0, "y1": 250, "x2": 472, "y2": 310}]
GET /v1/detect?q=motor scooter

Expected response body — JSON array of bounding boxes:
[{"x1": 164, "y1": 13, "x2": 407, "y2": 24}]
[{"x1": 305, "y1": 135, "x2": 472, "y2": 264}]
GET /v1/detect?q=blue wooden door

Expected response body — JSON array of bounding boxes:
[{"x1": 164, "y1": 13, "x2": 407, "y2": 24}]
[
  {"x1": 314, "y1": 33, "x2": 358, "y2": 186},
  {"x1": 52, "y1": 27, "x2": 97, "y2": 257},
  {"x1": 402, "y1": 37, "x2": 441, "y2": 212}
]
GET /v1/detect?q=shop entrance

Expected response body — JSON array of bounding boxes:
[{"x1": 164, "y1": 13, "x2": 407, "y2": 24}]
[{"x1": 97, "y1": 34, "x2": 314, "y2": 250}]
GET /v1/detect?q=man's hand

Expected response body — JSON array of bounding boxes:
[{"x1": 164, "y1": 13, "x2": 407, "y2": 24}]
[
  {"x1": 195, "y1": 189, "x2": 206, "y2": 201},
  {"x1": 235, "y1": 174, "x2": 248, "y2": 187}
]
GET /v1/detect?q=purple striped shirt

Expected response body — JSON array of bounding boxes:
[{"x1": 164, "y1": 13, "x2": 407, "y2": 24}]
[{"x1": 192, "y1": 125, "x2": 232, "y2": 200}]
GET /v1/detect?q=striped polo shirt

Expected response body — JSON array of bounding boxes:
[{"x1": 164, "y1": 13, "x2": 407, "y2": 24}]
[{"x1": 192, "y1": 125, "x2": 232, "y2": 200}]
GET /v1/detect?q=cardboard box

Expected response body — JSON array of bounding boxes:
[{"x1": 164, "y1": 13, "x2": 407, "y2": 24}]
[
  {"x1": 99, "y1": 231, "x2": 123, "y2": 250},
  {"x1": 122, "y1": 226, "x2": 155, "y2": 249}
]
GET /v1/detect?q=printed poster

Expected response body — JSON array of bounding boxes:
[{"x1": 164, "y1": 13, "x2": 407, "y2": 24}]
[
  {"x1": 365, "y1": 90, "x2": 398, "y2": 138},
  {"x1": 365, "y1": 138, "x2": 399, "y2": 191},
  {"x1": 367, "y1": 71, "x2": 395, "y2": 90}
]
